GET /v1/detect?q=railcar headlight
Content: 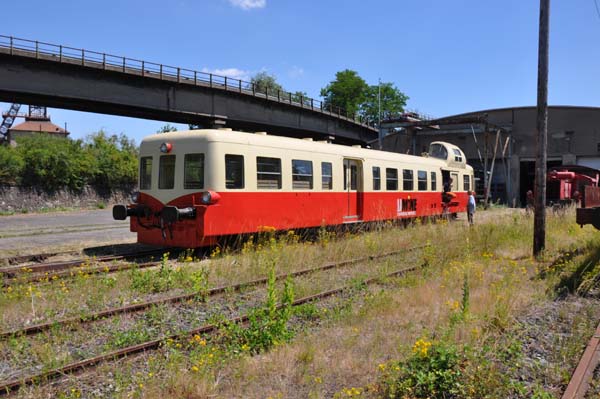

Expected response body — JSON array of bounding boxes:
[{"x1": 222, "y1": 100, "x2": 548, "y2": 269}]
[
  {"x1": 160, "y1": 142, "x2": 173, "y2": 153},
  {"x1": 201, "y1": 191, "x2": 212, "y2": 204},
  {"x1": 200, "y1": 190, "x2": 220, "y2": 205},
  {"x1": 131, "y1": 191, "x2": 140, "y2": 204}
]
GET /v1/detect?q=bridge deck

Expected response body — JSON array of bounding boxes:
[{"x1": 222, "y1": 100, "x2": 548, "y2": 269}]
[{"x1": 0, "y1": 35, "x2": 378, "y2": 144}]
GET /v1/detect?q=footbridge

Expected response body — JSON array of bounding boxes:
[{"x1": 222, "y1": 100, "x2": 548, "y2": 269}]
[{"x1": 0, "y1": 35, "x2": 378, "y2": 144}]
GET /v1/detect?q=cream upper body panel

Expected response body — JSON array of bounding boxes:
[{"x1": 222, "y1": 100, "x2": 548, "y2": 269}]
[{"x1": 139, "y1": 129, "x2": 472, "y2": 203}]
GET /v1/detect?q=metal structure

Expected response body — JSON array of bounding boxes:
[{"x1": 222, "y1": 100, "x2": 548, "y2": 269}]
[
  {"x1": 0, "y1": 35, "x2": 378, "y2": 144},
  {"x1": 0, "y1": 103, "x2": 20, "y2": 141}
]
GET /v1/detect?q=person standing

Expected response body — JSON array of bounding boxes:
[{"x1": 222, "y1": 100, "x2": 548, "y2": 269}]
[{"x1": 467, "y1": 190, "x2": 476, "y2": 225}]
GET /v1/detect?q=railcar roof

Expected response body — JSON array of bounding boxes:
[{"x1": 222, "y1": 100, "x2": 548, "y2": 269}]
[{"x1": 142, "y1": 129, "x2": 458, "y2": 168}]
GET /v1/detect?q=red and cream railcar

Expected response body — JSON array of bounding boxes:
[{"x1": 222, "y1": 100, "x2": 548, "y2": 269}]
[{"x1": 113, "y1": 129, "x2": 474, "y2": 247}]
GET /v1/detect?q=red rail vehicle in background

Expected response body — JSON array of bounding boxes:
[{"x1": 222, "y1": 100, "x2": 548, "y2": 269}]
[
  {"x1": 554, "y1": 165, "x2": 600, "y2": 229},
  {"x1": 548, "y1": 165, "x2": 599, "y2": 207}
]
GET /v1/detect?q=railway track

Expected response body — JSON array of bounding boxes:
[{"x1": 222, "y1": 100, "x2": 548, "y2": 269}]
[
  {"x1": 0, "y1": 257, "x2": 420, "y2": 395},
  {"x1": 561, "y1": 320, "x2": 600, "y2": 399},
  {"x1": 0, "y1": 250, "x2": 78, "y2": 266},
  {"x1": 0, "y1": 248, "x2": 174, "y2": 286},
  {"x1": 0, "y1": 245, "x2": 424, "y2": 339}
]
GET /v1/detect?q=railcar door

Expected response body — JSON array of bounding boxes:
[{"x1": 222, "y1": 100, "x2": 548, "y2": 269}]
[{"x1": 343, "y1": 158, "x2": 363, "y2": 221}]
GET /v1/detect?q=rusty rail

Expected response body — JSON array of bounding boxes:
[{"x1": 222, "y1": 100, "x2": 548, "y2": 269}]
[
  {"x1": 561, "y1": 320, "x2": 600, "y2": 399},
  {"x1": 0, "y1": 248, "x2": 172, "y2": 286},
  {"x1": 0, "y1": 34, "x2": 375, "y2": 129},
  {"x1": 0, "y1": 250, "x2": 78, "y2": 266},
  {"x1": 0, "y1": 261, "x2": 419, "y2": 395}
]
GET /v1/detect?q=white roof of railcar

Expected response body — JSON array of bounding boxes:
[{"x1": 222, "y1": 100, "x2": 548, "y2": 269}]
[{"x1": 142, "y1": 129, "x2": 471, "y2": 170}]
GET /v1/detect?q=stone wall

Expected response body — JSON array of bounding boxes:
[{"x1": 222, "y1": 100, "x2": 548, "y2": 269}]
[{"x1": 0, "y1": 185, "x2": 135, "y2": 213}]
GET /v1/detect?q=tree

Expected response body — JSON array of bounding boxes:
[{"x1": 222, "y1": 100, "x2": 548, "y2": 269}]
[
  {"x1": 361, "y1": 82, "x2": 409, "y2": 124},
  {"x1": 251, "y1": 72, "x2": 283, "y2": 95},
  {"x1": 16, "y1": 135, "x2": 96, "y2": 191},
  {"x1": 320, "y1": 70, "x2": 368, "y2": 117},
  {"x1": 157, "y1": 124, "x2": 178, "y2": 133},
  {"x1": 0, "y1": 145, "x2": 24, "y2": 185},
  {"x1": 292, "y1": 91, "x2": 310, "y2": 106}
]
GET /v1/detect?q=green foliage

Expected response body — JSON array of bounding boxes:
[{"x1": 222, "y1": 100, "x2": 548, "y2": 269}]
[
  {"x1": 251, "y1": 71, "x2": 284, "y2": 95},
  {"x1": 1, "y1": 131, "x2": 137, "y2": 192},
  {"x1": 381, "y1": 339, "x2": 463, "y2": 398},
  {"x1": 190, "y1": 267, "x2": 210, "y2": 301},
  {"x1": 16, "y1": 135, "x2": 95, "y2": 191},
  {"x1": 107, "y1": 324, "x2": 153, "y2": 349},
  {"x1": 219, "y1": 269, "x2": 295, "y2": 354},
  {"x1": 320, "y1": 70, "x2": 408, "y2": 123},
  {"x1": 156, "y1": 124, "x2": 178, "y2": 133},
  {"x1": 361, "y1": 82, "x2": 408, "y2": 123},
  {"x1": 84, "y1": 131, "x2": 138, "y2": 189},
  {"x1": 130, "y1": 253, "x2": 183, "y2": 293},
  {"x1": 461, "y1": 272, "x2": 470, "y2": 314},
  {"x1": 0, "y1": 144, "x2": 24, "y2": 184},
  {"x1": 320, "y1": 69, "x2": 368, "y2": 116},
  {"x1": 292, "y1": 90, "x2": 310, "y2": 106}
]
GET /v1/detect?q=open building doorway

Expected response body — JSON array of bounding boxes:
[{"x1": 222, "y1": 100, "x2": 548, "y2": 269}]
[{"x1": 519, "y1": 160, "x2": 562, "y2": 206}]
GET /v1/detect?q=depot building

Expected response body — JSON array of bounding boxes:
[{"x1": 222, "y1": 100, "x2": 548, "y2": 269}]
[{"x1": 380, "y1": 106, "x2": 600, "y2": 207}]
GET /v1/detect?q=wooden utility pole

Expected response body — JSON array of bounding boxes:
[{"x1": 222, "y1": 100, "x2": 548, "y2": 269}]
[{"x1": 534, "y1": 0, "x2": 550, "y2": 256}]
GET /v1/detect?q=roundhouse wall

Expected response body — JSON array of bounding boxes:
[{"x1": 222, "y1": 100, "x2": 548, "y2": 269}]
[{"x1": 382, "y1": 106, "x2": 600, "y2": 206}]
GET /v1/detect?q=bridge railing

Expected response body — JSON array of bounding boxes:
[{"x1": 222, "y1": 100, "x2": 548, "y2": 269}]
[{"x1": 0, "y1": 35, "x2": 377, "y2": 129}]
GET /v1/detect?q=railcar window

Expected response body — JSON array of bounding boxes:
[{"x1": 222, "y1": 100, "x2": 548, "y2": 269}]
[
  {"x1": 184, "y1": 154, "x2": 204, "y2": 189},
  {"x1": 349, "y1": 164, "x2": 358, "y2": 190},
  {"x1": 292, "y1": 159, "x2": 313, "y2": 189},
  {"x1": 158, "y1": 155, "x2": 176, "y2": 189},
  {"x1": 463, "y1": 175, "x2": 470, "y2": 192},
  {"x1": 453, "y1": 149, "x2": 463, "y2": 162},
  {"x1": 431, "y1": 172, "x2": 437, "y2": 191},
  {"x1": 430, "y1": 144, "x2": 448, "y2": 160},
  {"x1": 403, "y1": 169, "x2": 414, "y2": 191},
  {"x1": 225, "y1": 154, "x2": 245, "y2": 189},
  {"x1": 257, "y1": 157, "x2": 282, "y2": 189},
  {"x1": 373, "y1": 167, "x2": 381, "y2": 190},
  {"x1": 322, "y1": 162, "x2": 333, "y2": 190},
  {"x1": 386, "y1": 168, "x2": 398, "y2": 191},
  {"x1": 140, "y1": 157, "x2": 152, "y2": 190},
  {"x1": 418, "y1": 170, "x2": 427, "y2": 191}
]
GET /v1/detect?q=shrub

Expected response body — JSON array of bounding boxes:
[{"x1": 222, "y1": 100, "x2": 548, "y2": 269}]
[
  {"x1": 16, "y1": 134, "x2": 95, "y2": 191},
  {"x1": 2, "y1": 131, "x2": 138, "y2": 192},
  {"x1": 219, "y1": 269, "x2": 295, "y2": 354},
  {"x1": 0, "y1": 144, "x2": 24, "y2": 185},
  {"x1": 84, "y1": 131, "x2": 138, "y2": 189},
  {"x1": 380, "y1": 339, "x2": 463, "y2": 398}
]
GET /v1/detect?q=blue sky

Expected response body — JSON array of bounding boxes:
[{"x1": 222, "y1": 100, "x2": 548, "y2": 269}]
[{"x1": 2, "y1": 0, "x2": 600, "y2": 144}]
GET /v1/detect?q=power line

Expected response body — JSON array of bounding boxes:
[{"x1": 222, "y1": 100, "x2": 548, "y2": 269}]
[{"x1": 594, "y1": 0, "x2": 600, "y2": 20}]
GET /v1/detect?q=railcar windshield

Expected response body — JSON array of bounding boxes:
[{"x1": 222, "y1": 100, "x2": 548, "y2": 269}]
[
  {"x1": 159, "y1": 155, "x2": 176, "y2": 189},
  {"x1": 140, "y1": 157, "x2": 152, "y2": 190},
  {"x1": 225, "y1": 154, "x2": 245, "y2": 189},
  {"x1": 430, "y1": 143, "x2": 448, "y2": 160},
  {"x1": 184, "y1": 154, "x2": 204, "y2": 189}
]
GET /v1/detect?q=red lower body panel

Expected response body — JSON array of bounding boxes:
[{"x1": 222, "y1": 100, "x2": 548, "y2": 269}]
[{"x1": 130, "y1": 191, "x2": 468, "y2": 247}]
